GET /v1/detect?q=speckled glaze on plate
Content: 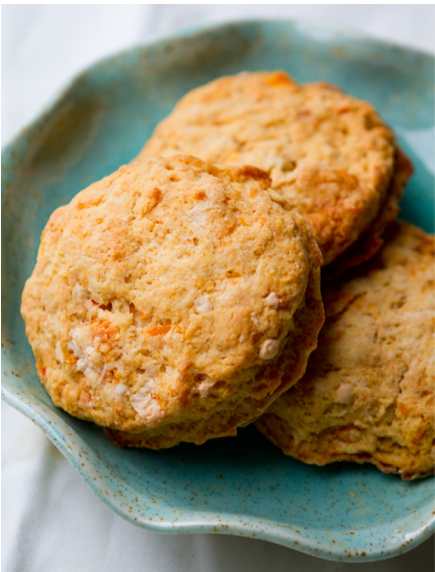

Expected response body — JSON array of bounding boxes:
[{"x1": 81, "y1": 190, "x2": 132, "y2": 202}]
[{"x1": 2, "y1": 20, "x2": 434, "y2": 563}]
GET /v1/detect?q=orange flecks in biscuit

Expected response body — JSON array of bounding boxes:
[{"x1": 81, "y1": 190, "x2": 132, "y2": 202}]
[
  {"x1": 79, "y1": 390, "x2": 93, "y2": 408},
  {"x1": 146, "y1": 325, "x2": 171, "y2": 336},
  {"x1": 234, "y1": 165, "x2": 271, "y2": 188},
  {"x1": 297, "y1": 110, "x2": 311, "y2": 120},
  {"x1": 90, "y1": 321, "x2": 119, "y2": 340},
  {"x1": 193, "y1": 190, "x2": 206, "y2": 200},
  {"x1": 335, "y1": 106, "x2": 351, "y2": 115},
  {"x1": 398, "y1": 403, "x2": 409, "y2": 416},
  {"x1": 267, "y1": 71, "x2": 294, "y2": 88}
]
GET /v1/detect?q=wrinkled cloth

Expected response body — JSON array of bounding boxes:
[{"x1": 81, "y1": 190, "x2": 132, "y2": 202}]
[{"x1": 2, "y1": 5, "x2": 434, "y2": 572}]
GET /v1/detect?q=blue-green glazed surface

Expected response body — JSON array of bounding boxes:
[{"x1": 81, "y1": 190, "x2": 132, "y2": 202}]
[{"x1": 2, "y1": 20, "x2": 434, "y2": 562}]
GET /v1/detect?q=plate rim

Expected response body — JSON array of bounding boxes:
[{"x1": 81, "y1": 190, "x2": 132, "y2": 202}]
[
  {"x1": 2, "y1": 17, "x2": 433, "y2": 154},
  {"x1": 3, "y1": 380, "x2": 434, "y2": 563}
]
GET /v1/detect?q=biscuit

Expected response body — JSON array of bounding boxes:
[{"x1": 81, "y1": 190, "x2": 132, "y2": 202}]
[
  {"x1": 21, "y1": 155, "x2": 324, "y2": 449},
  {"x1": 256, "y1": 221, "x2": 435, "y2": 479},
  {"x1": 139, "y1": 71, "x2": 409, "y2": 266}
]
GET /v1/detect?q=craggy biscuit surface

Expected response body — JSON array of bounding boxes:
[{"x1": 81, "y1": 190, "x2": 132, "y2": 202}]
[
  {"x1": 21, "y1": 155, "x2": 324, "y2": 448},
  {"x1": 256, "y1": 221, "x2": 435, "y2": 479},
  {"x1": 140, "y1": 71, "x2": 403, "y2": 265}
]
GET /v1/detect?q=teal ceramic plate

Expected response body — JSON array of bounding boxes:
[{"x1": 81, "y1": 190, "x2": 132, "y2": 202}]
[{"x1": 2, "y1": 20, "x2": 434, "y2": 562}]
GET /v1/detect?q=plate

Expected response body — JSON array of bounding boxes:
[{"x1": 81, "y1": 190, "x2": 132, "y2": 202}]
[{"x1": 2, "y1": 20, "x2": 434, "y2": 562}]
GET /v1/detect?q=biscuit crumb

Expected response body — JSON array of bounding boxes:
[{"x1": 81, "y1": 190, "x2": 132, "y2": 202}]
[
  {"x1": 194, "y1": 294, "x2": 213, "y2": 313},
  {"x1": 265, "y1": 292, "x2": 281, "y2": 308},
  {"x1": 259, "y1": 339, "x2": 280, "y2": 360},
  {"x1": 334, "y1": 383, "x2": 354, "y2": 404}
]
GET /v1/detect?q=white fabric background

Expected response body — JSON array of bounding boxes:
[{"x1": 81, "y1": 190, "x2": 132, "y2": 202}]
[{"x1": 2, "y1": 5, "x2": 434, "y2": 571}]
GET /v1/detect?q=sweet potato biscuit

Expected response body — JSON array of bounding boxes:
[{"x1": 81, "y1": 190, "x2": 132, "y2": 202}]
[
  {"x1": 21, "y1": 155, "x2": 324, "y2": 449},
  {"x1": 139, "y1": 71, "x2": 408, "y2": 266},
  {"x1": 256, "y1": 221, "x2": 435, "y2": 479}
]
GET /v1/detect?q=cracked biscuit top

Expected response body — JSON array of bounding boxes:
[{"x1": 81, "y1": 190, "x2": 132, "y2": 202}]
[
  {"x1": 21, "y1": 155, "x2": 324, "y2": 448},
  {"x1": 256, "y1": 221, "x2": 435, "y2": 479},
  {"x1": 140, "y1": 71, "x2": 399, "y2": 266}
]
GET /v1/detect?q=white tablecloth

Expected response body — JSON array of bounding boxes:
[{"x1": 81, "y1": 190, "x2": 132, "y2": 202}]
[{"x1": 2, "y1": 6, "x2": 434, "y2": 571}]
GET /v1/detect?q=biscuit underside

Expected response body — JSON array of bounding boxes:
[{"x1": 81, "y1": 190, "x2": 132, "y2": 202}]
[
  {"x1": 104, "y1": 255, "x2": 324, "y2": 449},
  {"x1": 256, "y1": 222, "x2": 435, "y2": 480},
  {"x1": 255, "y1": 413, "x2": 434, "y2": 481}
]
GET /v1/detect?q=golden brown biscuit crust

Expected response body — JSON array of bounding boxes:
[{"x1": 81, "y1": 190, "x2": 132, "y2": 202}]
[
  {"x1": 323, "y1": 147, "x2": 414, "y2": 281},
  {"x1": 22, "y1": 155, "x2": 324, "y2": 448},
  {"x1": 140, "y1": 71, "x2": 402, "y2": 266},
  {"x1": 256, "y1": 221, "x2": 435, "y2": 479}
]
